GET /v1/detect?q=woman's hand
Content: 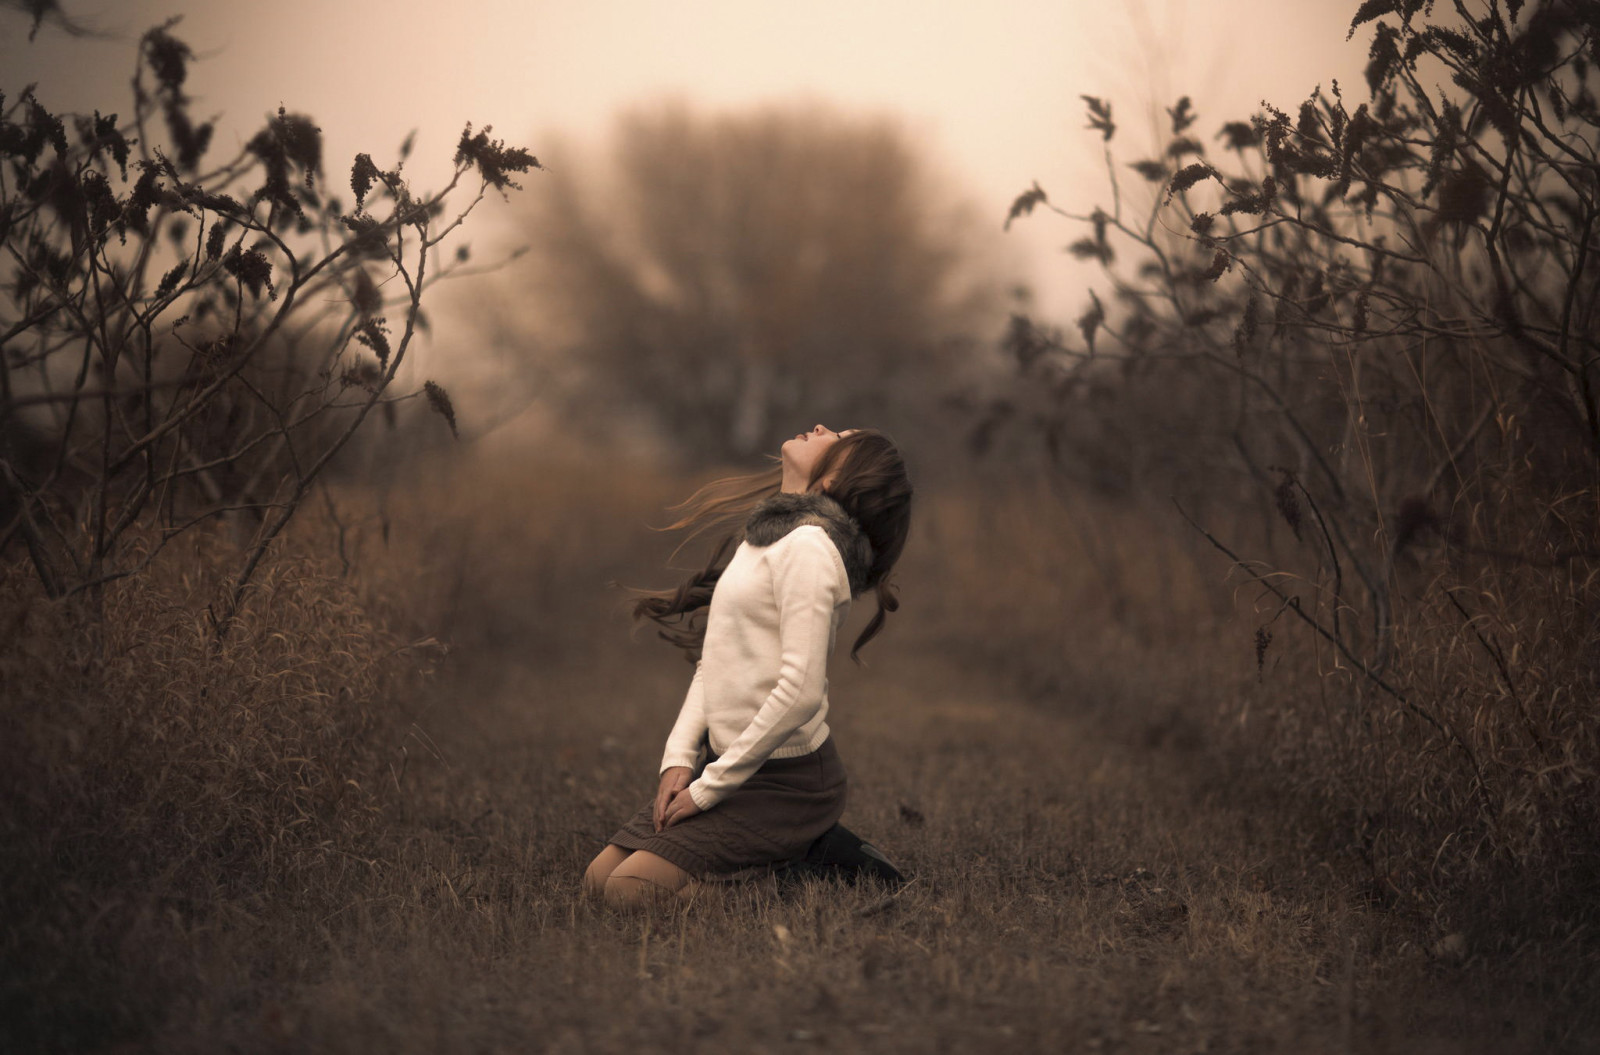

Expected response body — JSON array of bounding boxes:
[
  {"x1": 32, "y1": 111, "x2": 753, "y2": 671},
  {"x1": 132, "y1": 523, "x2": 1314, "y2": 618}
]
[
  {"x1": 654, "y1": 766, "x2": 693, "y2": 832},
  {"x1": 662, "y1": 787, "x2": 702, "y2": 829}
]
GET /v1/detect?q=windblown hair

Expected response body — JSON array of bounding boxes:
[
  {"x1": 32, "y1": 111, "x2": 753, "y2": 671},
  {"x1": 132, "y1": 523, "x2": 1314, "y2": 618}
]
[{"x1": 633, "y1": 429, "x2": 913, "y2": 662}]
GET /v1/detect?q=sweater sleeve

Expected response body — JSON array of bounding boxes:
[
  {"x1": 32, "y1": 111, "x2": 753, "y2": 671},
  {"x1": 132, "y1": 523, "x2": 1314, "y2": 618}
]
[
  {"x1": 686, "y1": 527, "x2": 847, "y2": 810},
  {"x1": 659, "y1": 660, "x2": 708, "y2": 773}
]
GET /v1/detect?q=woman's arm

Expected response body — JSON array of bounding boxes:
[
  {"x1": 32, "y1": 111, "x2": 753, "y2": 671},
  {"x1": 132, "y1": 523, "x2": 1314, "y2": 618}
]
[
  {"x1": 659, "y1": 660, "x2": 709, "y2": 773},
  {"x1": 682, "y1": 527, "x2": 848, "y2": 811}
]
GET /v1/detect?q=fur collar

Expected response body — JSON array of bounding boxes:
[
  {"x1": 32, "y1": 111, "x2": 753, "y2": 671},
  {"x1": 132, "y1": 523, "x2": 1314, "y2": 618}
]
[{"x1": 745, "y1": 491, "x2": 873, "y2": 597}]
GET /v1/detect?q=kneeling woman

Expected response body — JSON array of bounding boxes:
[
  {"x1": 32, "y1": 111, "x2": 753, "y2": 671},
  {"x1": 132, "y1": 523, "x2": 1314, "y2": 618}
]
[{"x1": 584, "y1": 425, "x2": 912, "y2": 908}]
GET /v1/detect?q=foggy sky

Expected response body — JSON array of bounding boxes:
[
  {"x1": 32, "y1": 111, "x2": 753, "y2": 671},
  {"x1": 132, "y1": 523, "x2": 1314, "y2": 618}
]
[{"x1": 2, "y1": 0, "x2": 1366, "y2": 332}]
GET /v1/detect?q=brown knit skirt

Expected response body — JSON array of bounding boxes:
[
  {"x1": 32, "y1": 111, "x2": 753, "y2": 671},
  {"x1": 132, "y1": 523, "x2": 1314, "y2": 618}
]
[{"x1": 607, "y1": 737, "x2": 848, "y2": 880}]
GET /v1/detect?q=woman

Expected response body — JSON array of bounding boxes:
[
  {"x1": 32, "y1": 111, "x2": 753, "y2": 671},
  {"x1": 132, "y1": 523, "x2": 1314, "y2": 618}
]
[{"x1": 583, "y1": 424, "x2": 913, "y2": 909}]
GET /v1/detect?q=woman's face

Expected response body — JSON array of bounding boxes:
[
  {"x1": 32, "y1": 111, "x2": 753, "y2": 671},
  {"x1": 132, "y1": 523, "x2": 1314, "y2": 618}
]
[{"x1": 781, "y1": 424, "x2": 855, "y2": 487}]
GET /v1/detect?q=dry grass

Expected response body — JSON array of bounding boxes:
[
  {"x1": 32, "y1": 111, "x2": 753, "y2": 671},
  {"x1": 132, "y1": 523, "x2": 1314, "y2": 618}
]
[
  {"x1": 914, "y1": 468, "x2": 1600, "y2": 1028},
  {"x1": 126, "y1": 621, "x2": 1571, "y2": 1053},
  {"x1": 925, "y1": 468, "x2": 1600, "y2": 941},
  {"x1": 3, "y1": 452, "x2": 1595, "y2": 1052},
  {"x1": 0, "y1": 515, "x2": 429, "y2": 1048}
]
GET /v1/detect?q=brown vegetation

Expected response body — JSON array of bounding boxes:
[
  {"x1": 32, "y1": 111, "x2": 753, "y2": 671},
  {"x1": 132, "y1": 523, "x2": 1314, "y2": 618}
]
[
  {"x1": 0, "y1": 22, "x2": 531, "y2": 629},
  {"x1": 995, "y1": 0, "x2": 1600, "y2": 971},
  {"x1": 8, "y1": 453, "x2": 1595, "y2": 1051},
  {"x1": 0, "y1": 515, "x2": 422, "y2": 1046}
]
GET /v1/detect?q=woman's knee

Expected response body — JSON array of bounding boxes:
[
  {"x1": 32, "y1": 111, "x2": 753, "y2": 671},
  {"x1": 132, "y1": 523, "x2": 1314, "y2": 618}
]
[
  {"x1": 602, "y1": 873, "x2": 668, "y2": 909},
  {"x1": 583, "y1": 845, "x2": 632, "y2": 898},
  {"x1": 603, "y1": 851, "x2": 693, "y2": 910}
]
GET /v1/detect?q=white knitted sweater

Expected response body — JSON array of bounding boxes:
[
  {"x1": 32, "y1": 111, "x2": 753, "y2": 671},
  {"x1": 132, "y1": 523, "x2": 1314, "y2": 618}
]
[{"x1": 659, "y1": 524, "x2": 854, "y2": 810}]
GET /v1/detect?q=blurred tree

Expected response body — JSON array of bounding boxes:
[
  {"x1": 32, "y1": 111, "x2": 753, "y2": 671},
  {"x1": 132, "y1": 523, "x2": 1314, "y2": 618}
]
[{"x1": 505, "y1": 102, "x2": 1002, "y2": 462}]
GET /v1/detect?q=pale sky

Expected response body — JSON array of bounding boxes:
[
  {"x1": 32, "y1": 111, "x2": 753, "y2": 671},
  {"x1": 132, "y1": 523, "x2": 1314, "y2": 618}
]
[{"x1": 3, "y1": 0, "x2": 1366, "y2": 329}]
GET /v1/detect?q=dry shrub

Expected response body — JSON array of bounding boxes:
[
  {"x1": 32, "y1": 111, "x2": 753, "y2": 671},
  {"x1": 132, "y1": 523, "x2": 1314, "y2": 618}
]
[
  {"x1": 0, "y1": 446, "x2": 670, "y2": 1048},
  {"x1": 1362, "y1": 487, "x2": 1600, "y2": 937},
  {"x1": 392, "y1": 448, "x2": 717, "y2": 658},
  {"x1": 908, "y1": 473, "x2": 1232, "y2": 711},
  {"x1": 919, "y1": 463, "x2": 1600, "y2": 972},
  {"x1": 1196, "y1": 438, "x2": 1600, "y2": 948},
  {"x1": 0, "y1": 515, "x2": 423, "y2": 1048},
  {"x1": 984, "y1": 0, "x2": 1600, "y2": 973}
]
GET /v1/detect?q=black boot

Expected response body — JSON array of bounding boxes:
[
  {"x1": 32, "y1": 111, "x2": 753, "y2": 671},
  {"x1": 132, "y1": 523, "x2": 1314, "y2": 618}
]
[{"x1": 777, "y1": 823, "x2": 904, "y2": 890}]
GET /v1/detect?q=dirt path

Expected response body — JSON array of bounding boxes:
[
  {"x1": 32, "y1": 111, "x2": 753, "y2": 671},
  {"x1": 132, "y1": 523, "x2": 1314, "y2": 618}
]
[{"x1": 172, "y1": 620, "x2": 1570, "y2": 1055}]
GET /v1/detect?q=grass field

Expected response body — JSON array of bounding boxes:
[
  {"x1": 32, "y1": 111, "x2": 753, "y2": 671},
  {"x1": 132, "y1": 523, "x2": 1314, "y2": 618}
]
[
  {"x1": 6, "y1": 456, "x2": 1595, "y2": 1052},
  {"x1": 143, "y1": 622, "x2": 1579, "y2": 1053}
]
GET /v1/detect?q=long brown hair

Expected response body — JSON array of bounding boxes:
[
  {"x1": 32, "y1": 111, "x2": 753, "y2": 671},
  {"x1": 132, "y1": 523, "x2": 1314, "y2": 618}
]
[{"x1": 633, "y1": 429, "x2": 913, "y2": 662}]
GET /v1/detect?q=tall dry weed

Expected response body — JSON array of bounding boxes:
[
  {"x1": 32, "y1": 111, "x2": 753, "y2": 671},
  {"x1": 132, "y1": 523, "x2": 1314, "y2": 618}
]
[
  {"x1": 0, "y1": 513, "x2": 426, "y2": 1047},
  {"x1": 984, "y1": 0, "x2": 1600, "y2": 976},
  {"x1": 919, "y1": 464, "x2": 1600, "y2": 973}
]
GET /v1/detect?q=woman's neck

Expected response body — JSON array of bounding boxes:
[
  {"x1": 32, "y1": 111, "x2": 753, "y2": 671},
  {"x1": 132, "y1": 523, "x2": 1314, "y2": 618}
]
[{"x1": 780, "y1": 470, "x2": 834, "y2": 494}]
